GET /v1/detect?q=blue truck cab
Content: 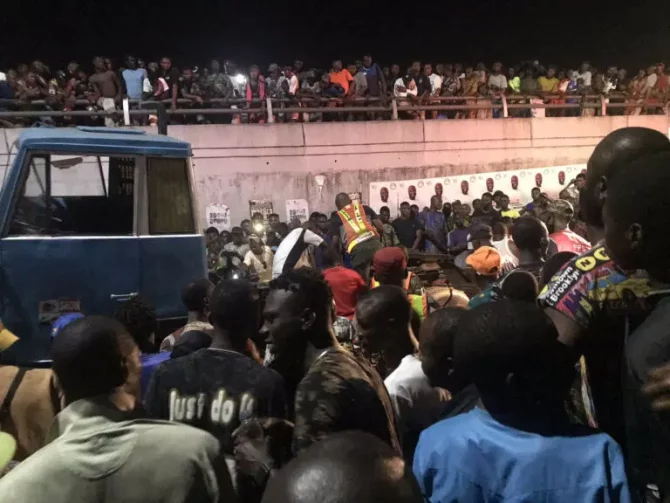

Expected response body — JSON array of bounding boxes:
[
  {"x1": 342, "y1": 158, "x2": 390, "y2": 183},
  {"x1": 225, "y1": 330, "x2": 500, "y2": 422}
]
[{"x1": 0, "y1": 127, "x2": 206, "y2": 366}]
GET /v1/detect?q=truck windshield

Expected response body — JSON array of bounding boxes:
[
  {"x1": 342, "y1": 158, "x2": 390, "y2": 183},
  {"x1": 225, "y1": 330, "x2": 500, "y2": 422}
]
[
  {"x1": 9, "y1": 154, "x2": 195, "y2": 237},
  {"x1": 10, "y1": 155, "x2": 135, "y2": 236}
]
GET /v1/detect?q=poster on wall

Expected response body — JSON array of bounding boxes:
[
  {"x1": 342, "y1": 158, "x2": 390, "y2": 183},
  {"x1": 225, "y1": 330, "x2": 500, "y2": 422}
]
[
  {"x1": 286, "y1": 199, "x2": 310, "y2": 224},
  {"x1": 249, "y1": 199, "x2": 274, "y2": 220},
  {"x1": 205, "y1": 203, "x2": 231, "y2": 232},
  {"x1": 368, "y1": 164, "x2": 587, "y2": 216}
]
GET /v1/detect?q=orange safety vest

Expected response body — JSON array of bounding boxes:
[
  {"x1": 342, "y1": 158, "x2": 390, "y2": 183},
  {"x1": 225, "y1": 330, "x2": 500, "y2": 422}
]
[{"x1": 337, "y1": 203, "x2": 379, "y2": 253}]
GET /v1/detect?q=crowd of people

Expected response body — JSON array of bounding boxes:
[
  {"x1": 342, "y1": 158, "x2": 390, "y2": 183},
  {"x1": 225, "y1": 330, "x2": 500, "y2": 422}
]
[
  {"x1": 2, "y1": 127, "x2": 670, "y2": 502},
  {"x1": 1, "y1": 57, "x2": 669, "y2": 126}
]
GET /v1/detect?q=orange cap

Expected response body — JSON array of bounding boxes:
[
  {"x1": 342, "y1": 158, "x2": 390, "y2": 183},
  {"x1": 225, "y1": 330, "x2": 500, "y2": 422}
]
[{"x1": 466, "y1": 246, "x2": 501, "y2": 277}]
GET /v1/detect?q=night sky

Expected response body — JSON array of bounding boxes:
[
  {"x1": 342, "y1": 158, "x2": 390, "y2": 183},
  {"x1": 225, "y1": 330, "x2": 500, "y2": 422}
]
[{"x1": 1, "y1": 0, "x2": 668, "y2": 73}]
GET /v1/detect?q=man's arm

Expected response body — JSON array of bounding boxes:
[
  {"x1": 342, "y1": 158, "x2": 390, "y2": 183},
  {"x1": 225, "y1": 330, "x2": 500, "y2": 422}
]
[
  {"x1": 181, "y1": 85, "x2": 204, "y2": 104},
  {"x1": 363, "y1": 205, "x2": 384, "y2": 234},
  {"x1": 412, "y1": 228, "x2": 423, "y2": 251},
  {"x1": 378, "y1": 65, "x2": 387, "y2": 96},
  {"x1": 423, "y1": 227, "x2": 449, "y2": 254},
  {"x1": 111, "y1": 72, "x2": 122, "y2": 102},
  {"x1": 371, "y1": 218, "x2": 384, "y2": 234},
  {"x1": 170, "y1": 70, "x2": 179, "y2": 110},
  {"x1": 345, "y1": 70, "x2": 355, "y2": 97}
]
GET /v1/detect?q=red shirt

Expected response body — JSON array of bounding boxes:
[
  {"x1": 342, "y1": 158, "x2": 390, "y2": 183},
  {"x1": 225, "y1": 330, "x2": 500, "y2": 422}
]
[
  {"x1": 323, "y1": 266, "x2": 366, "y2": 319},
  {"x1": 550, "y1": 229, "x2": 591, "y2": 255}
]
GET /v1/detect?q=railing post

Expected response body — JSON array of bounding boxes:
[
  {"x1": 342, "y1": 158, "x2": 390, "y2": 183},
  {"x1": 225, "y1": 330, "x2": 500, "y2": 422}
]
[
  {"x1": 501, "y1": 94, "x2": 509, "y2": 118},
  {"x1": 391, "y1": 97, "x2": 398, "y2": 120},
  {"x1": 122, "y1": 98, "x2": 131, "y2": 126},
  {"x1": 266, "y1": 98, "x2": 274, "y2": 124},
  {"x1": 601, "y1": 96, "x2": 607, "y2": 117}
]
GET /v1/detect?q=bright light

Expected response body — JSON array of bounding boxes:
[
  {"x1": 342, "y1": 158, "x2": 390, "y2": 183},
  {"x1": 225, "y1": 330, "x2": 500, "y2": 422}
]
[
  {"x1": 232, "y1": 273, "x2": 239, "y2": 280},
  {"x1": 233, "y1": 74, "x2": 246, "y2": 84},
  {"x1": 254, "y1": 223, "x2": 264, "y2": 233}
]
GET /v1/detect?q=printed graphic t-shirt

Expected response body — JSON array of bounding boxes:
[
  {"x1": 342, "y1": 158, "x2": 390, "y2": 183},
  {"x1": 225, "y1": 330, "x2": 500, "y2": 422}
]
[
  {"x1": 538, "y1": 244, "x2": 654, "y2": 443},
  {"x1": 293, "y1": 348, "x2": 401, "y2": 456},
  {"x1": 144, "y1": 348, "x2": 287, "y2": 454}
]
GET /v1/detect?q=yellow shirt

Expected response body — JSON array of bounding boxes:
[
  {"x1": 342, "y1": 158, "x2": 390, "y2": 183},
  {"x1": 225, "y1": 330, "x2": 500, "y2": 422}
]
[
  {"x1": 501, "y1": 209, "x2": 521, "y2": 219},
  {"x1": 537, "y1": 76, "x2": 559, "y2": 93}
]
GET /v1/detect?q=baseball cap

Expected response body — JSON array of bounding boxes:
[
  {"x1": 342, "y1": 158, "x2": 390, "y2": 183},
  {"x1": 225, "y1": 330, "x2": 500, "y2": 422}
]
[
  {"x1": 373, "y1": 247, "x2": 407, "y2": 276},
  {"x1": 548, "y1": 199, "x2": 574, "y2": 217},
  {"x1": 0, "y1": 432, "x2": 17, "y2": 473},
  {"x1": 51, "y1": 312, "x2": 84, "y2": 339},
  {"x1": 466, "y1": 246, "x2": 501, "y2": 277},
  {"x1": 467, "y1": 224, "x2": 493, "y2": 241}
]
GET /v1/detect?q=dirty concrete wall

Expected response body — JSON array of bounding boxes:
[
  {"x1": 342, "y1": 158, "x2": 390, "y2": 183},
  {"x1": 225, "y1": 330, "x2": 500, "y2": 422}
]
[
  {"x1": 1, "y1": 115, "x2": 668, "y2": 226},
  {"x1": 169, "y1": 115, "x2": 668, "y2": 225}
]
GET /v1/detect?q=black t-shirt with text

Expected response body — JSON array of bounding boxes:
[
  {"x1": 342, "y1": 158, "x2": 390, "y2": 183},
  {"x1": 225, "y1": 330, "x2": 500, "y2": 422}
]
[{"x1": 144, "y1": 348, "x2": 287, "y2": 454}]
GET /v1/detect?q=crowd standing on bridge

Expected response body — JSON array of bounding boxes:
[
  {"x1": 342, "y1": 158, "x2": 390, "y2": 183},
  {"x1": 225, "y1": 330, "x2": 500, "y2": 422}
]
[
  {"x1": 2, "y1": 127, "x2": 670, "y2": 502},
  {"x1": 1, "y1": 57, "x2": 670, "y2": 126}
]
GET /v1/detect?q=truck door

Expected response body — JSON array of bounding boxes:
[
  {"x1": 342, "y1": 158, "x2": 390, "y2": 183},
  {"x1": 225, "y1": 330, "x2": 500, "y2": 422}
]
[
  {"x1": 0, "y1": 154, "x2": 141, "y2": 365},
  {"x1": 138, "y1": 156, "x2": 206, "y2": 333}
]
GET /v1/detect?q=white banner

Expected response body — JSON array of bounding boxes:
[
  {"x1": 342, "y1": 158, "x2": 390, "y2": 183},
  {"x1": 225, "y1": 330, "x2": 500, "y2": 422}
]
[
  {"x1": 369, "y1": 164, "x2": 586, "y2": 216},
  {"x1": 206, "y1": 203, "x2": 231, "y2": 232},
  {"x1": 286, "y1": 199, "x2": 309, "y2": 224}
]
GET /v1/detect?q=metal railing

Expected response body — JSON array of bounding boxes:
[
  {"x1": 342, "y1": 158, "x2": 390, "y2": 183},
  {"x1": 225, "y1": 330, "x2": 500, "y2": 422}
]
[{"x1": 0, "y1": 93, "x2": 666, "y2": 126}]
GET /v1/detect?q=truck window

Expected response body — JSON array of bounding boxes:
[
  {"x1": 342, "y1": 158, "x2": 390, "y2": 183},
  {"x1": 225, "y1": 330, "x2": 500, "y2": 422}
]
[
  {"x1": 146, "y1": 157, "x2": 195, "y2": 235},
  {"x1": 9, "y1": 155, "x2": 135, "y2": 236}
]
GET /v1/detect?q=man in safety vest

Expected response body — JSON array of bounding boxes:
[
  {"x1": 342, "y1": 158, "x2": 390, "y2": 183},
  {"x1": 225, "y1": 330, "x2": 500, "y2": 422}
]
[
  {"x1": 371, "y1": 247, "x2": 429, "y2": 322},
  {"x1": 331, "y1": 193, "x2": 384, "y2": 282}
]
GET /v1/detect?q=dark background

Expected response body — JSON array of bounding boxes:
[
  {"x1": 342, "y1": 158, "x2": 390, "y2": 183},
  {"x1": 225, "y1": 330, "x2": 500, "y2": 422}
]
[{"x1": 1, "y1": 0, "x2": 666, "y2": 73}]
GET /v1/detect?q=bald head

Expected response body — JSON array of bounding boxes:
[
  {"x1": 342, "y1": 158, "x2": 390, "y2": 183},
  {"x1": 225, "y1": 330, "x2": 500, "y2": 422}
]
[
  {"x1": 261, "y1": 431, "x2": 422, "y2": 503},
  {"x1": 583, "y1": 127, "x2": 670, "y2": 228},
  {"x1": 335, "y1": 193, "x2": 352, "y2": 210}
]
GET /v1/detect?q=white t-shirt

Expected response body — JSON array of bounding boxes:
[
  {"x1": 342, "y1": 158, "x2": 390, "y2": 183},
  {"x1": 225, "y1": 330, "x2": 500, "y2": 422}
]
[
  {"x1": 492, "y1": 238, "x2": 519, "y2": 274},
  {"x1": 646, "y1": 73, "x2": 658, "y2": 91},
  {"x1": 288, "y1": 75, "x2": 299, "y2": 95},
  {"x1": 244, "y1": 247, "x2": 274, "y2": 283},
  {"x1": 577, "y1": 71, "x2": 592, "y2": 87},
  {"x1": 428, "y1": 73, "x2": 443, "y2": 94},
  {"x1": 488, "y1": 74, "x2": 508, "y2": 91},
  {"x1": 272, "y1": 228, "x2": 324, "y2": 279},
  {"x1": 384, "y1": 355, "x2": 451, "y2": 440},
  {"x1": 393, "y1": 77, "x2": 418, "y2": 98}
]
